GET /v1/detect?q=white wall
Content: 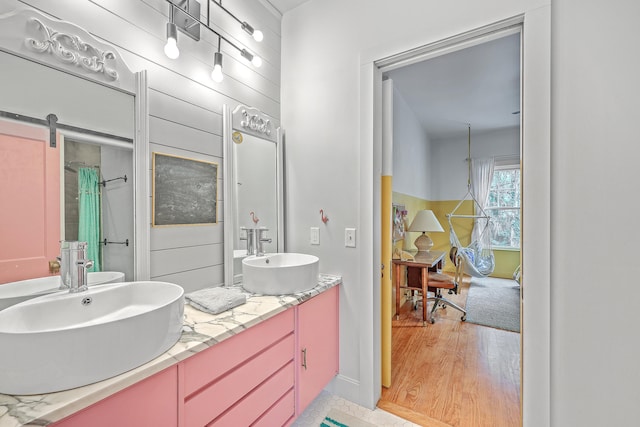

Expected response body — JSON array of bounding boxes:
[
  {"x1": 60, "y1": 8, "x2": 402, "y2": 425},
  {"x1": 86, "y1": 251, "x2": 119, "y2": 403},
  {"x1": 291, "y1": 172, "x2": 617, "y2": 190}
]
[
  {"x1": 281, "y1": 0, "x2": 550, "y2": 416},
  {"x1": 391, "y1": 85, "x2": 432, "y2": 199},
  {"x1": 0, "y1": 0, "x2": 282, "y2": 295},
  {"x1": 101, "y1": 146, "x2": 135, "y2": 280},
  {"x1": 431, "y1": 126, "x2": 520, "y2": 200},
  {"x1": 551, "y1": 0, "x2": 640, "y2": 425}
]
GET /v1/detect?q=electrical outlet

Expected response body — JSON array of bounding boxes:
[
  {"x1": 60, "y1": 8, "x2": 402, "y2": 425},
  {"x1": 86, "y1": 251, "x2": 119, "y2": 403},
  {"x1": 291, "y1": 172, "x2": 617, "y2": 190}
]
[
  {"x1": 310, "y1": 227, "x2": 320, "y2": 245},
  {"x1": 345, "y1": 228, "x2": 356, "y2": 248}
]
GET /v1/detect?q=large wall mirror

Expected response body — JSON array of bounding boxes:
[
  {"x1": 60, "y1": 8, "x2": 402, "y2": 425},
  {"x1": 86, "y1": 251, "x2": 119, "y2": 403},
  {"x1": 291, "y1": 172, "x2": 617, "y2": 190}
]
[
  {"x1": 0, "y1": 9, "x2": 149, "y2": 285},
  {"x1": 223, "y1": 105, "x2": 284, "y2": 286}
]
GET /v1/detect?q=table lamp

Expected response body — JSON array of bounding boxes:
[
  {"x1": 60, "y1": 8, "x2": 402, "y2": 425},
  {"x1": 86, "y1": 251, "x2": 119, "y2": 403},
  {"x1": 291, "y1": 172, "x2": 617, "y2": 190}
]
[{"x1": 408, "y1": 209, "x2": 444, "y2": 256}]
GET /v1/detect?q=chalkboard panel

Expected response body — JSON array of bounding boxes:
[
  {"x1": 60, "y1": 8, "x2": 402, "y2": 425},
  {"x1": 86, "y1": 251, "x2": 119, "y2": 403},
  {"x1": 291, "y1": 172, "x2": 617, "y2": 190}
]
[{"x1": 152, "y1": 152, "x2": 218, "y2": 226}]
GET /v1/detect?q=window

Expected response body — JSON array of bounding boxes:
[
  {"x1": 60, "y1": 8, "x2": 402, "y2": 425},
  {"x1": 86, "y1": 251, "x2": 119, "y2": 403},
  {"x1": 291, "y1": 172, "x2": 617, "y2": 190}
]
[{"x1": 486, "y1": 166, "x2": 521, "y2": 249}]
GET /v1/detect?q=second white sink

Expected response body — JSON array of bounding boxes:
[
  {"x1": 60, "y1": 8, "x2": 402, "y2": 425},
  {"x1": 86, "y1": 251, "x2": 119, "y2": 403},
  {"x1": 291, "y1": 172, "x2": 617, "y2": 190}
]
[
  {"x1": 242, "y1": 253, "x2": 319, "y2": 295},
  {"x1": 0, "y1": 281, "x2": 184, "y2": 395}
]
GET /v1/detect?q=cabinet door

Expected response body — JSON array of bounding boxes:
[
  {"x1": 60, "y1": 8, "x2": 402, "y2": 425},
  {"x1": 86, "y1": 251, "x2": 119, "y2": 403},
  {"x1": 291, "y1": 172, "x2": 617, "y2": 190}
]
[
  {"x1": 52, "y1": 366, "x2": 178, "y2": 427},
  {"x1": 297, "y1": 286, "x2": 339, "y2": 414}
]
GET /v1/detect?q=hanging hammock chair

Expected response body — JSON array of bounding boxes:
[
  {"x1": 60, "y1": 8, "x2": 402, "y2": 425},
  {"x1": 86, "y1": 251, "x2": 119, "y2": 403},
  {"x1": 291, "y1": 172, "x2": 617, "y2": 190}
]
[{"x1": 446, "y1": 125, "x2": 495, "y2": 278}]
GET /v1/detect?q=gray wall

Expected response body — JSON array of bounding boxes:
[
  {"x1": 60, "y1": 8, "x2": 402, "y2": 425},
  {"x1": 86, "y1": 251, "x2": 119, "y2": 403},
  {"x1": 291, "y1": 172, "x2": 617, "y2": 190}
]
[
  {"x1": 281, "y1": 0, "x2": 550, "y2": 421},
  {"x1": 391, "y1": 84, "x2": 433, "y2": 200},
  {"x1": 551, "y1": 0, "x2": 640, "y2": 425},
  {"x1": 431, "y1": 126, "x2": 520, "y2": 200},
  {"x1": 1, "y1": 0, "x2": 281, "y2": 294},
  {"x1": 282, "y1": 0, "x2": 640, "y2": 425}
]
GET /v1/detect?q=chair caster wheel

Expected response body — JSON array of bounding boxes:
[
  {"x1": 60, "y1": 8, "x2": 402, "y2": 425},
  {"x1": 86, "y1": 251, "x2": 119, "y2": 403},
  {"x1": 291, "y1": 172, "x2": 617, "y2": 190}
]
[
  {"x1": 430, "y1": 318, "x2": 435, "y2": 324},
  {"x1": 461, "y1": 315, "x2": 466, "y2": 321}
]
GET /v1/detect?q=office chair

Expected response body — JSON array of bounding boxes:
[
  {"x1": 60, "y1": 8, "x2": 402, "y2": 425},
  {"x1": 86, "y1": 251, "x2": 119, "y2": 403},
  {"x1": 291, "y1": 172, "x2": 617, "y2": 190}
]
[{"x1": 407, "y1": 247, "x2": 467, "y2": 324}]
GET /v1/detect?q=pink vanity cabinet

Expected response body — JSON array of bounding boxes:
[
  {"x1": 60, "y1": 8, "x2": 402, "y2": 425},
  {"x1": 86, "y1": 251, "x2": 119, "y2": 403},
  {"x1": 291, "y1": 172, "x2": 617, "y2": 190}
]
[
  {"x1": 181, "y1": 308, "x2": 296, "y2": 426},
  {"x1": 296, "y1": 285, "x2": 339, "y2": 415},
  {"x1": 51, "y1": 287, "x2": 339, "y2": 427},
  {"x1": 51, "y1": 365, "x2": 179, "y2": 427}
]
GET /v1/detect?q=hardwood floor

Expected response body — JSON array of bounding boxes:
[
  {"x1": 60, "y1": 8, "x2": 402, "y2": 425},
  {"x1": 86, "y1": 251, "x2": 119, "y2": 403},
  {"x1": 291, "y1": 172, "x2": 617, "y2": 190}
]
[{"x1": 379, "y1": 276, "x2": 521, "y2": 427}]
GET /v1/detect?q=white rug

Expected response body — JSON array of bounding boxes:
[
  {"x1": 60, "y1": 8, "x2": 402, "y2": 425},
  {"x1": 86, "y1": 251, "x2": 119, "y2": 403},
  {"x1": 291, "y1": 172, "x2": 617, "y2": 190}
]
[{"x1": 465, "y1": 276, "x2": 521, "y2": 332}]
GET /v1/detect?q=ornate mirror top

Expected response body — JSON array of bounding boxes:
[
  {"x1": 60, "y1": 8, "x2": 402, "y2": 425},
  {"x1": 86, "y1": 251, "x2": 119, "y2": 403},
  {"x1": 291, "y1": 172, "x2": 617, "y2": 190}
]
[{"x1": 0, "y1": 9, "x2": 135, "y2": 92}]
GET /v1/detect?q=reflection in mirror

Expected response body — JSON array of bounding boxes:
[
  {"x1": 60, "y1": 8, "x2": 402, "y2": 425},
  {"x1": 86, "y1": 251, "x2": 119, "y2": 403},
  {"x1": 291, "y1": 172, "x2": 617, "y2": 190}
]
[
  {"x1": 0, "y1": 8, "x2": 148, "y2": 287},
  {"x1": 63, "y1": 138, "x2": 134, "y2": 280},
  {"x1": 223, "y1": 105, "x2": 284, "y2": 286},
  {"x1": 234, "y1": 133, "x2": 277, "y2": 253}
]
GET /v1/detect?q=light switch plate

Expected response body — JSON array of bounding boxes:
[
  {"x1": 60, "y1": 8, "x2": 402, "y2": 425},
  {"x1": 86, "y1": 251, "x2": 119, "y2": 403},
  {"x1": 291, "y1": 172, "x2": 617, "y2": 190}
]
[
  {"x1": 310, "y1": 227, "x2": 320, "y2": 245},
  {"x1": 345, "y1": 228, "x2": 356, "y2": 247}
]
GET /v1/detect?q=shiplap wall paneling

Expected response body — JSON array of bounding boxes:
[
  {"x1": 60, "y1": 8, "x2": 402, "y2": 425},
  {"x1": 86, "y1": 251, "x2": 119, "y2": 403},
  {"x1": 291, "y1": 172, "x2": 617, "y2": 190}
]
[
  {"x1": 16, "y1": 0, "x2": 281, "y2": 117},
  {"x1": 9, "y1": 0, "x2": 281, "y2": 292},
  {"x1": 151, "y1": 265, "x2": 224, "y2": 293}
]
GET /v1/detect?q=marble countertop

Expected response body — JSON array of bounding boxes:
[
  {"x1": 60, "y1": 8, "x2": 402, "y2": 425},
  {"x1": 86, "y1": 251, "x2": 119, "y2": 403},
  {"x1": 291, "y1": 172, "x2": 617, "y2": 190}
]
[{"x1": 0, "y1": 274, "x2": 341, "y2": 427}]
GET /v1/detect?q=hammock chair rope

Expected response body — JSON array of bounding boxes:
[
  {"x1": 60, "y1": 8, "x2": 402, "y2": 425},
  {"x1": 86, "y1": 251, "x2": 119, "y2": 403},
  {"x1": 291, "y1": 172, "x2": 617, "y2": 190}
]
[{"x1": 446, "y1": 124, "x2": 495, "y2": 278}]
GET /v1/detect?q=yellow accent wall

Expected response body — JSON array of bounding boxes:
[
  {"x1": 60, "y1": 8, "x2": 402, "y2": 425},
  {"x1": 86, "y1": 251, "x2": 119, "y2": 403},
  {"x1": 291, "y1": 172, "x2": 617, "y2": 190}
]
[
  {"x1": 392, "y1": 192, "x2": 520, "y2": 279},
  {"x1": 381, "y1": 176, "x2": 392, "y2": 388}
]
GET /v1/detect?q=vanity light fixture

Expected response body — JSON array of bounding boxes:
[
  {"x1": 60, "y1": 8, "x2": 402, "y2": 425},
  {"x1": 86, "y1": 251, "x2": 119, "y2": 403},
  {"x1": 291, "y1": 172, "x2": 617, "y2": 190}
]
[
  {"x1": 240, "y1": 48, "x2": 262, "y2": 68},
  {"x1": 163, "y1": 0, "x2": 263, "y2": 82},
  {"x1": 211, "y1": 50, "x2": 224, "y2": 82},
  {"x1": 164, "y1": 12, "x2": 179, "y2": 59},
  {"x1": 241, "y1": 21, "x2": 263, "y2": 42},
  {"x1": 212, "y1": 0, "x2": 264, "y2": 43}
]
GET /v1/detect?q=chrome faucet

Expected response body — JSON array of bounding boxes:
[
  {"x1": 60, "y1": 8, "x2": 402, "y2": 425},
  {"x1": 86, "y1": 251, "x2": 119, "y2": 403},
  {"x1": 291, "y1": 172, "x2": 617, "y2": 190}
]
[
  {"x1": 240, "y1": 227, "x2": 256, "y2": 256},
  {"x1": 58, "y1": 241, "x2": 93, "y2": 293},
  {"x1": 256, "y1": 227, "x2": 272, "y2": 257}
]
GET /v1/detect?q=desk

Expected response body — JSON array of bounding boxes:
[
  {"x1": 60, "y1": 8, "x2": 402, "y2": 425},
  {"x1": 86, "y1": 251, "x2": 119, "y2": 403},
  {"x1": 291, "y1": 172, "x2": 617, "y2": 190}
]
[{"x1": 392, "y1": 251, "x2": 445, "y2": 325}]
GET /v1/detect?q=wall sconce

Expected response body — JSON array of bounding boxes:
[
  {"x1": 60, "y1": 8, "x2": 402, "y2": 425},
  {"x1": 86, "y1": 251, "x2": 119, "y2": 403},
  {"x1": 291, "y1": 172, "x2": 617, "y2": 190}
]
[{"x1": 163, "y1": 0, "x2": 263, "y2": 82}]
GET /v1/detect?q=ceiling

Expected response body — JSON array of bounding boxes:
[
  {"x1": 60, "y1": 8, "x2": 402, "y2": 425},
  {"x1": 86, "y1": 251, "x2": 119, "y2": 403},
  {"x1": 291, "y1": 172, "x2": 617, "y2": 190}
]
[
  {"x1": 265, "y1": 0, "x2": 311, "y2": 14},
  {"x1": 385, "y1": 33, "x2": 521, "y2": 141},
  {"x1": 268, "y1": 4, "x2": 519, "y2": 141}
]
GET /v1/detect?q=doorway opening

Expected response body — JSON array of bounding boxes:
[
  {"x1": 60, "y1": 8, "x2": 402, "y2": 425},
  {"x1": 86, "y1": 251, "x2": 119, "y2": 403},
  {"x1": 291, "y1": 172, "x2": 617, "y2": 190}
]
[{"x1": 377, "y1": 23, "x2": 523, "y2": 426}]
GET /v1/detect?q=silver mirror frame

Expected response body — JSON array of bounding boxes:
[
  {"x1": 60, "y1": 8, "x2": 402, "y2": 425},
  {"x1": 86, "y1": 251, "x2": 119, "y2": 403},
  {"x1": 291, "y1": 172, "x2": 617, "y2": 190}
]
[{"x1": 223, "y1": 104, "x2": 284, "y2": 287}]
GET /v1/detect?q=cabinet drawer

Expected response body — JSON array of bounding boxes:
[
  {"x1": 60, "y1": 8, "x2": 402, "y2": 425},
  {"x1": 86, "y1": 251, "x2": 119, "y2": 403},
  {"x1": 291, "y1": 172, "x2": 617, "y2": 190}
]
[
  {"x1": 183, "y1": 308, "x2": 294, "y2": 396},
  {"x1": 184, "y1": 334, "x2": 295, "y2": 426},
  {"x1": 253, "y1": 389, "x2": 295, "y2": 427},
  {"x1": 209, "y1": 362, "x2": 294, "y2": 426}
]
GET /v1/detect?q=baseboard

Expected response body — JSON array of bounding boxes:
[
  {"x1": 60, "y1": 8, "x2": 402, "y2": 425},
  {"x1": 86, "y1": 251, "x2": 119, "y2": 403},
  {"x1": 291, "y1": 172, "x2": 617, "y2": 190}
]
[{"x1": 325, "y1": 374, "x2": 363, "y2": 407}]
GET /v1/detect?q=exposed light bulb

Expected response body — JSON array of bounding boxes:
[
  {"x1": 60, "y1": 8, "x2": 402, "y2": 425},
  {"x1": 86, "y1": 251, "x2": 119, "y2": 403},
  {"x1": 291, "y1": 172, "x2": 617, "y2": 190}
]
[
  {"x1": 164, "y1": 22, "x2": 179, "y2": 59},
  {"x1": 241, "y1": 21, "x2": 263, "y2": 43},
  {"x1": 251, "y1": 55, "x2": 262, "y2": 68},
  {"x1": 211, "y1": 52, "x2": 224, "y2": 82},
  {"x1": 211, "y1": 65, "x2": 224, "y2": 82},
  {"x1": 164, "y1": 38, "x2": 179, "y2": 59}
]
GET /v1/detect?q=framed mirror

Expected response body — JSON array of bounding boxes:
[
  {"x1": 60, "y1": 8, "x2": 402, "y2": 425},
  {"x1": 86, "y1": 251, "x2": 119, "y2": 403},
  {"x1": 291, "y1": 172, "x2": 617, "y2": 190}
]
[
  {"x1": 0, "y1": 8, "x2": 149, "y2": 284},
  {"x1": 223, "y1": 104, "x2": 284, "y2": 286}
]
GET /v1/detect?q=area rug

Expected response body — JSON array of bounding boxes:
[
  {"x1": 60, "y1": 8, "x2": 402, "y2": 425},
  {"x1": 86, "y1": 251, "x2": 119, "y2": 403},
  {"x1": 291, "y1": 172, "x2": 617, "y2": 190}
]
[
  {"x1": 465, "y1": 276, "x2": 521, "y2": 332},
  {"x1": 321, "y1": 408, "x2": 377, "y2": 427}
]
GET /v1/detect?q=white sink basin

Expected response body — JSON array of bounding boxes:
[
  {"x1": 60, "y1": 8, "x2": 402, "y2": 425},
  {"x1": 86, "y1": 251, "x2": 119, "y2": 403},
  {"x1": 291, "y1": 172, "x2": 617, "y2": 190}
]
[
  {"x1": 0, "y1": 281, "x2": 184, "y2": 395},
  {"x1": 242, "y1": 253, "x2": 319, "y2": 295},
  {"x1": 0, "y1": 271, "x2": 125, "y2": 311}
]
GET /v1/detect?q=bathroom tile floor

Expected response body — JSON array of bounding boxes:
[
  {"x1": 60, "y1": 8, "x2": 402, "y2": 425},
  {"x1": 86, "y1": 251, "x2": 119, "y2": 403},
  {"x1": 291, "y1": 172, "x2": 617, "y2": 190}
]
[{"x1": 292, "y1": 390, "x2": 419, "y2": 427}]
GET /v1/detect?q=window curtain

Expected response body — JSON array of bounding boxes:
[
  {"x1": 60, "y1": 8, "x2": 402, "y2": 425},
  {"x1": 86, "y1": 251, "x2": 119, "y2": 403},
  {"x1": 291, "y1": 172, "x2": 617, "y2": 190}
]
[
  {"x1": 78, "y1": 168, "x2": 101, "y2": 272},
  {"x1": 470, "y1": 157, "x2": 495, "y2": 247}
]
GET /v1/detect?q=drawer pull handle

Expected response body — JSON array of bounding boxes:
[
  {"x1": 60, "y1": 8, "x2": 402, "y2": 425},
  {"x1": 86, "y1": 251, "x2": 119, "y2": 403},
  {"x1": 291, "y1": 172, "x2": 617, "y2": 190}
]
[{"x1": 302, "y1": 348, "x2": 307, "y2": 370}]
